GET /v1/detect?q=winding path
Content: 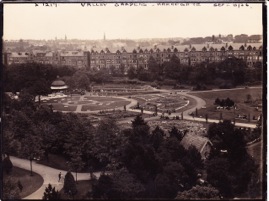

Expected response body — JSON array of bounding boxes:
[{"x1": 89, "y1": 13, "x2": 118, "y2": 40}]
[{"x1": 10, "y1": 156, "x2": 103, "y2": 199}]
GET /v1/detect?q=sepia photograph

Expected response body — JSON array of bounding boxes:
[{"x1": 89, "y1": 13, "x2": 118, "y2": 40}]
[{"x1": 2, "y1": 2, "x2": 265, "y2": 200}]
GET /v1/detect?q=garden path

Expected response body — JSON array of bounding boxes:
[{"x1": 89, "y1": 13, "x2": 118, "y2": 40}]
[{"x1": 10, "y1": 156, "x2": 103, "y2": 199}]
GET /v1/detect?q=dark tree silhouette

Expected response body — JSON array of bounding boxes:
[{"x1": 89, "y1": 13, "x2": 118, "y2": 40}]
[
  {"x1": 169, "y1": 126, "x2": 184, "y2": 141},
  {"x1": 3, "y1": 156, "x2": 13, "y2": 174},
  {"x1": 63, "y1": 171, "x2": 77, "y2": 199},
  {"x1": 42, "y1": 184, "x2": 61, "y2": 200}
]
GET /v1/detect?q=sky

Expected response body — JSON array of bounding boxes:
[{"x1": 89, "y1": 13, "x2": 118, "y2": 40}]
[{"x1": 4, "y1": 3, "x2": 263, "y2": 40}]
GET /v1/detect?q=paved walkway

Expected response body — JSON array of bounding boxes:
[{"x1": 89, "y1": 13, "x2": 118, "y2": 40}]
[{"x1": 10, "y1": 156, "x2": 103, "y2": 199}]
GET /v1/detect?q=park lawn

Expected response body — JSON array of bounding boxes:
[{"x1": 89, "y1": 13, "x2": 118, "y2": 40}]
[
  {"x1": 3, "y1": 167, "x2": 44, "y2": 198},
  {"x1": 81, "y1": 100, "x2": 130, "y2": 111},
  {"x1": 51, "y1": 104, "x2": 77, "y2": 112},
  {"x1": 190, "y1": 87, "x2": 262, "y2": 123},
  {"x1": 41, "y1": 96, "x2": 80, "y2": 104},
  {"x1": 59, "y1": 180, "x2": 92, "y2": 200},
  {"x1": 83, "y1": 96, "x2": 125, "y2": 101}
]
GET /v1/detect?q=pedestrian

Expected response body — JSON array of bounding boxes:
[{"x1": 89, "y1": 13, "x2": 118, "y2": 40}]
[{"x1": 58, "y1": 172, "x2": 62, "y2": 182}]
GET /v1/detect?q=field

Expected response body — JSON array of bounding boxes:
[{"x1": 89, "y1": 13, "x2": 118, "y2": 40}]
[
  {"x1": 190, "y1": 87, "x2": 262, "y2": 123},
  {"x1": 52, "y1": 104, "x2": 77, "y2": 112},
  {"x1": 3, "y1": 167, "x2": 44, "y2": 198},
  {"x1": 81, "y1": 99, "x2": 130, "y2": 111}
]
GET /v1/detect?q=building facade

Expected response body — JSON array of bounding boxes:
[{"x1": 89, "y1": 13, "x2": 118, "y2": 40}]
[
  {"x1": 3, "y1": 43, "x2": 262, "y2": 71},
  {"x1": 4, "y1": 50, "x2": 89, "y2": 69}
]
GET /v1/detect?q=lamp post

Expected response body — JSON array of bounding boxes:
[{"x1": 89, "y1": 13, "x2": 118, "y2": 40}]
[{"x1": 29, "y1": 155, "x2": 34, "y2": 176}]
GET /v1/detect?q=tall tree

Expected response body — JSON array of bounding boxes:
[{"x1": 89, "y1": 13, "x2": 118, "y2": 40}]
[
  {"x1": 63, "y1": 171, "x2": 77, "y2": 199},
  {"x1": 169, "y1": 126, "x2": 184, "y2": 141},
  {"x1": 150, "y1": 126, "x2": 164, "y2": 151}
]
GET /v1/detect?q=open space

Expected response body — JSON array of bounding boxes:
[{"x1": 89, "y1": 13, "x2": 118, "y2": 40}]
[{"x1": 190, "y1": 87, "x2": 262, "y2": 123}]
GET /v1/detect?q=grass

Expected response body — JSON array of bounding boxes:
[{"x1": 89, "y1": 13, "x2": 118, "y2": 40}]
[
  {"x1": 51, "y1": 104, "x2": 77, "y2": 112},
  {"x1": 81, "y1": 100, "x2": 130, "y2": 111},
  {"x1": 190, "y1": 87, "x2": 262, "y2": 123},
  {"x1": 41, "y1": 96, "x2": 80, "y2": 104},
  {"x1": 59, "y1": 180, "x2": 92, "y2": 200},
  {"x1": 3, "y1": 167, "x2": 44, "y2": 198},
  {"x1": 83, "y1": 96, "x2": 127, "y2": 101}
]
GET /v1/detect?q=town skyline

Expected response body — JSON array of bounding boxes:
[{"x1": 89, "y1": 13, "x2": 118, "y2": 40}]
[
  {"x1": 4, "y1": 3, "x2": 262, "y2": 41},
  {"x1": 3, "y1": 33, "x2": 263, "y2": 42}
]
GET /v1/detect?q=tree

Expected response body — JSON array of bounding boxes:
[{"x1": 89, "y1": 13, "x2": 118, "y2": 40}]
[
  {"x1": 206, "y1": 157, "x2": 233, "y2": 197},
  {"x1": 3, "y1": 156, "x2": 13, "y2": 174},
  {"x1": 28, "y1": 78, "x2": 51, "y2": 105},
  {"x1": 206, "y1": 120, "x2": 257, "y2": 198},
  {"x1": 63, "y1": 171, "x2": 77, "y2": 199},
  {"x1": 176, "y1": 185, "x2": 220, "y2": 200},
  {"x1": 127, "y1": 66, "x2": 136, "y2": 79},
  {"x1": 20, "y1": 128, "x2": 44, "y2": 176},
  {"x1": 150, "y1": 126, "x2": 164, "y2": 151},
  {"x1": 69, "y1": 154, "x2": 85, "y2": 183},
  {"x1": 169, "y1": 126, "x2": 184, "y2": 141},
  {"x1": 42, "y1": 184, "x2": 61, "y2": 200},
  {"x1": 131, "y1": 115, "x2": 150, "y2": 143},
  {"x1": 72, "y1": 71, "x2": 90, "y2": 90},
  {"x1": 163, "y1": 55, "x2": 181, "y2": 80},
  {"x1": 91, "y1": 118, "x2": 120, "y2": 169},
  {"x1": 92, "y1": 174, "x2": 113, "y2": 199},
  {"x1": 108, "y1": 168, "x2": 146, "y2": 199},
  {"x1": 155, "y1": 161, "x2": 189, "y2": 198},
  {"x1": 215, "y1": 98, "x2": 221, "y2": 105}
]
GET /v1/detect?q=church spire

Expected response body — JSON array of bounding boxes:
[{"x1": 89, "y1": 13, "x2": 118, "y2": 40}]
[{"x1": 103, "y1": 33, "x2": 106, "y2": 41}]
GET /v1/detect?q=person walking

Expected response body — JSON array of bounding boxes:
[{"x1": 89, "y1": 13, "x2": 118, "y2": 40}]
[{"x1": 58, "y1": 172, "x2": 62, "y2": 182}]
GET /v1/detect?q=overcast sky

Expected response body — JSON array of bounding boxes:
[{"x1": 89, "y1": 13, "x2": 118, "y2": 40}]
[{"x1": 4, "y1": 3, "x2": 263, "y2": 40}]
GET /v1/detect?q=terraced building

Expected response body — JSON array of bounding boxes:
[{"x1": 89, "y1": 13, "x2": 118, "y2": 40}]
[{"x1": 3, "y1": 43, "x2": 262, "y2": 72}]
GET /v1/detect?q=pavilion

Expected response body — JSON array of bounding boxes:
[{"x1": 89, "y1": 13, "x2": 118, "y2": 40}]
[{"x1": 50, "y1": 77, "x2": 68, "y2": 93}]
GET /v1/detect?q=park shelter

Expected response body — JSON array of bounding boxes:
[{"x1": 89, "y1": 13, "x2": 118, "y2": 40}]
[
  {"x1": 51, "y1": 77, "x2": 68, "y2": 92},
  {"x1": 180, "y1": 134, "x2": 213, "y2": 160}
]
